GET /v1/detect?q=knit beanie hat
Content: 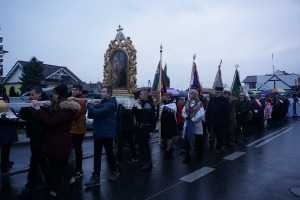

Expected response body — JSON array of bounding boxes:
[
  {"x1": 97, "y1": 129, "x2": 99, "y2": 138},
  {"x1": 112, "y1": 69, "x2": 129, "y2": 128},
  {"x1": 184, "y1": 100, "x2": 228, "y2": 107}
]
[{"x1": 53, "y1": 84, "x2": 69, "y2": 98}]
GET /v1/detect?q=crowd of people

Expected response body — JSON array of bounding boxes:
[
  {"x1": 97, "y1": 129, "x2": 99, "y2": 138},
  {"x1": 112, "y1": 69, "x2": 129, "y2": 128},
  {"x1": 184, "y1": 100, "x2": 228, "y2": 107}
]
[{"x1": 0, "y1": 84, "x2": 299, "y2": 199}]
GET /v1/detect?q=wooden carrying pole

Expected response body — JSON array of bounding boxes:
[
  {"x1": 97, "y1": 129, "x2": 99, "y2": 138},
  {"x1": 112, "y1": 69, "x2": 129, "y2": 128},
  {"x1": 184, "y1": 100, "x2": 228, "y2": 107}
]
[{"x1": 158, "y1": 44, "x2": 163, "y2": 145}]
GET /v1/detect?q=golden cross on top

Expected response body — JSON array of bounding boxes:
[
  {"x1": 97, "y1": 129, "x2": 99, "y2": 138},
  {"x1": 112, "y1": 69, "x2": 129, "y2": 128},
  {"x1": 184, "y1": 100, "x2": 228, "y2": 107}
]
[{"x1": 116, "y1": 25, "x2": 123, "y2": 33}]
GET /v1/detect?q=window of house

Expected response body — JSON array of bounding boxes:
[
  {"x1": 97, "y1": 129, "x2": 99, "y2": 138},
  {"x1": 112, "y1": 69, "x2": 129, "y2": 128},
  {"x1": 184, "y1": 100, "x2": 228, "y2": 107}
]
[{"x1": 249, "y1": 83, "x2": 256, "y2": 89}]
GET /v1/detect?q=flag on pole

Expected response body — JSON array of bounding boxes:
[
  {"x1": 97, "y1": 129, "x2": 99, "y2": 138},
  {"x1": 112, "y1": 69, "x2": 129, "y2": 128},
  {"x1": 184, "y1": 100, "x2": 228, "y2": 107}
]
[
  {"x1": 190, "y1": 62, "x2": 203, "y2": 94},
  {"x1": 151, "y1": 61, "x2": 167, "y2": 99},
  {"x1": 212, "y1": 60, "x2": 223, "y2": 92},
  {"x1": 230, "y1": 69, "x2": 242, "y2": 99}
]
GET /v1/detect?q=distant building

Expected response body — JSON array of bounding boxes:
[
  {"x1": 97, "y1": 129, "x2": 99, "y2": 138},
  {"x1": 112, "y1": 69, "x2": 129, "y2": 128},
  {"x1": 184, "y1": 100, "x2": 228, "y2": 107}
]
[
  {"x1": 242, "y1": 70, "x2": 299, "y2": 91},
  {"x1": 0, "y1": 60, "x2": 83, "y2": 95}
]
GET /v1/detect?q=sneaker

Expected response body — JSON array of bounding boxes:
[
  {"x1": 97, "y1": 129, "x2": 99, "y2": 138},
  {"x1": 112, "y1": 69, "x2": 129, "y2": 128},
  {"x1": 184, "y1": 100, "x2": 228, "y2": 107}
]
[
  {"x1": 131, "y1": 158, "x2": 139, "y2": 162},
  {"x1": 84, "y1": 175, "x2": 100, "y2": 188},
  {"x1": 140, "y1": 161, "x2": 152, "y2": 171},
  {"x1": 74, "y1": 170, "x2": 84, "y2": 178},
  {"x1": 108, "y1": 170, "x2": 119, "y2": 182},
  {"x1": 15, "y1": 187, "x2": 33, "y2": 199}
]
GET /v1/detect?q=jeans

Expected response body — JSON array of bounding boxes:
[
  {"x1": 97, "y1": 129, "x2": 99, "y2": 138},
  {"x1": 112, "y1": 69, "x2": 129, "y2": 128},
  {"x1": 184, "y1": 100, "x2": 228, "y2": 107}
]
[
  {"x1": 72, "y1": 134, "x2": 85, "y2": 171},
  {"x1": 25, "y1": 139, "x2": 52, "y2": 191},
  {"x1": 93, "y1": 138, "x2": 117, "y2": 176}
]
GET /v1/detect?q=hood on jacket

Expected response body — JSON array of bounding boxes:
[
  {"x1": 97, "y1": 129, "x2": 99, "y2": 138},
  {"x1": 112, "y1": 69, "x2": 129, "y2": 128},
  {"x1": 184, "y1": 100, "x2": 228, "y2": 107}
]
[{"x1": 59, "y1": 100, "x2": 81, "y2": 113}]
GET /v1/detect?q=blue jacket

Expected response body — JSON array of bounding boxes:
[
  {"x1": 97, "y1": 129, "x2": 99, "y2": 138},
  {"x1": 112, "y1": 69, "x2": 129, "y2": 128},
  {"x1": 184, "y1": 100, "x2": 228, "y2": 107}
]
[{"x1": 87, "y1": 97, "x2": 117, "y2": 139}]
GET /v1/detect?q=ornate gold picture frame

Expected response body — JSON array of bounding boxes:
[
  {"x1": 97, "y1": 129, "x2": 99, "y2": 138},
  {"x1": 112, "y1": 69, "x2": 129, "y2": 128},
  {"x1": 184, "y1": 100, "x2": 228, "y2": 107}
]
[{"x1": 103, "y1": 26, "x2": 137, "y2": 96}]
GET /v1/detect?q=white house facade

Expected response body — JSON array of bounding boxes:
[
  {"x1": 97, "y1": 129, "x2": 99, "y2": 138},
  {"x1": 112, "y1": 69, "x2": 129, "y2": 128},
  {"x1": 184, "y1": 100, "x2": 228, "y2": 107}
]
[{"x1": 243, "y1": 70, "x2": 299, "y2": 92}]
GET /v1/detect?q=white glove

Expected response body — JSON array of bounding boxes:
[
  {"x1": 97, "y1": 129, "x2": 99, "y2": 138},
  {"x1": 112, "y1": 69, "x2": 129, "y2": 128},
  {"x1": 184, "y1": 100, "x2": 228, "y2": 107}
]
[{"x1": 254, "y1": 110, "x2": 258, "y2": 113}]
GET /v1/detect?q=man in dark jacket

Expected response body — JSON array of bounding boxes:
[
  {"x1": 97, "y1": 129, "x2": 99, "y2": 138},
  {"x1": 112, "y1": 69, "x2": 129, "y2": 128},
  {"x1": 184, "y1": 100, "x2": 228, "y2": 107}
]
[
  {"x1": 85, "y1": 86, "x2": 119, "y2": 188},
  {"x1": 235, "y1": 92, "x2": 250, "y2": 140},
  {"x1": 252, "y1": 93, "x2": 265, "y2": 134},
  {"x1": 115, "y1": 103, "x2": 137, "y2": 163},
  {"x1": 16, "y1": 86, "x2": 52, "y2": 199},
  {"x1": 205, "y1": 87, "x2": 230, "y2": 153},
  {"x1": 132, "y1": 90, "x2": 156, "y2": 170}
]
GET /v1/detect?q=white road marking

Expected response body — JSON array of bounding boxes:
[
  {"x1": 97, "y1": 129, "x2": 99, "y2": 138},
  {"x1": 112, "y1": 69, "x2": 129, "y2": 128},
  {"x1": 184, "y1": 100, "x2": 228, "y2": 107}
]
[
  {"x1": 254, "y1": 127, "x2": 294, "y2": 147},
  {"x1": 179, "y1": 167, "x2": 215, "y2": 182},
  {"x1": 246, "y1": 127, "x2": 289, "y2": 147},
  {"x1": 223, "y1": 151, "x2": 245, "y2": 161}
]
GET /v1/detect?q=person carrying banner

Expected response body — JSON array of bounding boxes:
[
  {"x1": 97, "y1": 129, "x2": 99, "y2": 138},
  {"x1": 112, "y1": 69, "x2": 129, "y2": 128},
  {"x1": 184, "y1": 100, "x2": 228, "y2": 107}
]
[
  {"x1": 160, "y1": 93, "x2": 177, "y2": 160},
  {"x1": 205, "y1": 87, "x2": 230, "y2": 153}
]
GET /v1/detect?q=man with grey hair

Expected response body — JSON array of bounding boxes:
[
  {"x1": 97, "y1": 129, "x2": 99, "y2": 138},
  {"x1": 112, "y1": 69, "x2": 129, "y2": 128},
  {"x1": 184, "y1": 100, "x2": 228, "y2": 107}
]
[{"x1": 235, "y1": 92, "x2": 250, "y2": 140}]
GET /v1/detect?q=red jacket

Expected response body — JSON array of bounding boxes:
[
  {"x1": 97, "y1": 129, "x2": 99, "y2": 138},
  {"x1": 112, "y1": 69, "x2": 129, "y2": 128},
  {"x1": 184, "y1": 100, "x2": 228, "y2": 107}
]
[
  {"x1": 177, "y1": 104, "x2": 184, "y2": 123},
  {"x1": 35, "y1": 101, "x2": 80, "y2": 158}
]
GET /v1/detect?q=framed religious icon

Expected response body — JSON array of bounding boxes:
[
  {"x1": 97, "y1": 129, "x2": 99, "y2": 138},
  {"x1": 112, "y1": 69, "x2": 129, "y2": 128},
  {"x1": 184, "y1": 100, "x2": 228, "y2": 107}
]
[
  {"x1": 111, "y1": 50, "x2": 128, "y2": 89},
  {"x1": 103, "y1": 26, "x2": 137, "y2": 96}
]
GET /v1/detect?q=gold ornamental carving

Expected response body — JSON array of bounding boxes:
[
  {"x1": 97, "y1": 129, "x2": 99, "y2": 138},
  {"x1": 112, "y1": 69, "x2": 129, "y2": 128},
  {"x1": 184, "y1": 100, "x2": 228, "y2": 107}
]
[{"x1": 103, "y1": 25, "x2": 137, "y2": 95}]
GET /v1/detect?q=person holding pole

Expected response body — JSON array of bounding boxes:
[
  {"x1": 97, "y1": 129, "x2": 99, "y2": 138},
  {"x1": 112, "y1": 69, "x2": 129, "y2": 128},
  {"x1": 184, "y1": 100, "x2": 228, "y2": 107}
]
[{"x1": 132, "y1": 90, "x2": 156, "y2": 171}]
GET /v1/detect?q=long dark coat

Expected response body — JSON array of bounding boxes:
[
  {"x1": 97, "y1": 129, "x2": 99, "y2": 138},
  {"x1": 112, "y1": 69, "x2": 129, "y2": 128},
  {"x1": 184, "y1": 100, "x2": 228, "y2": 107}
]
[
  {"x1": 0, "y1": 108, "x2": 18, "y2": 145},
  {"x1": 205, "y1": 96, "x2": 230, "y2": 126},
  {"x1": 35, "y1": 101, "x2": 80, "y2": 158},
  {"x1": 235, "y1": 98, "x2": 250, "y2": 121}
]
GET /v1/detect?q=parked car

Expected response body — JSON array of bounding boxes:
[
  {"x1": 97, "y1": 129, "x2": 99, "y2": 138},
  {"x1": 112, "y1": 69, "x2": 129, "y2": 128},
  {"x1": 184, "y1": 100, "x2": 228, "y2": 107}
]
[
  {"x1": 7, "y1": 97, "x2": 26, "y2": 128},
  {"x1": 86, "y1": 112, "x2": 93, "y2": 130}
]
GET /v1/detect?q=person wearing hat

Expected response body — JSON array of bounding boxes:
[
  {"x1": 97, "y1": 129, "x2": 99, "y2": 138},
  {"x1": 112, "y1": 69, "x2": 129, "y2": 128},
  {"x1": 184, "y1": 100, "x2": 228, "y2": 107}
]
[
  {"x1": 205, "y1": 86, "x2": 230, "y2": 153},
  {"x1": 32, "y1": 84, "x2": 81, "y2": 198}
]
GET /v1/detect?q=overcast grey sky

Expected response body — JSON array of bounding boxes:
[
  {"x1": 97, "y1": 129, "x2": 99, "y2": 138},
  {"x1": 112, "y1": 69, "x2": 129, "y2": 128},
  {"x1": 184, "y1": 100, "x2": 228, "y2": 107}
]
[{"x1": 1, "y1": 0, "x2": 299, "y2": 90}]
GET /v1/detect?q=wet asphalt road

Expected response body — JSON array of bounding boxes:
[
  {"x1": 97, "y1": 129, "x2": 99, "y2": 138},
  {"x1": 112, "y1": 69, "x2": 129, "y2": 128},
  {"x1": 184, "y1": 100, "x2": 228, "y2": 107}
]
[{"x1": 1, "y1": 118, "x2": 300, "y2": 200}]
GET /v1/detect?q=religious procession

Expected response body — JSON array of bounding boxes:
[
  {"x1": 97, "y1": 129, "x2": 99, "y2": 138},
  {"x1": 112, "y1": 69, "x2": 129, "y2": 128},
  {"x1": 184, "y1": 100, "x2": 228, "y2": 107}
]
[{"x1": 0, "y1": 26, "x2": 300, "y2": 200}]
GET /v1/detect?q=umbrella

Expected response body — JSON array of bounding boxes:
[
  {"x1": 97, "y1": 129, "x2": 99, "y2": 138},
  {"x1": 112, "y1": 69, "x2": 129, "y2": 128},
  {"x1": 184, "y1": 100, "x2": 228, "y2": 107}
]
[
  {"x1": 178, "y1": 91, "x2": 188, "y2": 97},
  {"x1": 167, "y1": 87, "x2": 179, "y2": 96},
  {"x1": 272, "y1": 88, "x2": 286, "y2": 93},
  {"x1": 260, "y1": 89, "x2": 272, "y2": 95},
  {"x1": 185, "y1": 120, "x2": 195, "y2": 152}
]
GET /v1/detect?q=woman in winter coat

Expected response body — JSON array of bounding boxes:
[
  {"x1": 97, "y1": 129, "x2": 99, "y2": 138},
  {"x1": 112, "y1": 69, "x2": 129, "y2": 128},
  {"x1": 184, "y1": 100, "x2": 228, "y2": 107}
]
[
  {"x1": 32, "y1": 85, "x2": 80, "y2": 199},
  {"x1": 182, "y1": 89, "x2": 205, "y2": 163},
  {"x1": 0, "y1": 96, "x2": 18, "y2": 168},
  {"x1": 176, "y1": 97, "x2": 185, "y2": 135},
  {"x1": 160, "y1": 93, "x2": 177, "y2": 159}
]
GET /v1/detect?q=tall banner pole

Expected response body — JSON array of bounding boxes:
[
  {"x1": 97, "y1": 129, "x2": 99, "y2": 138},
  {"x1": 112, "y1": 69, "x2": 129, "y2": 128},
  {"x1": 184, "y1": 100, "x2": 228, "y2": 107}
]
[
  {"x1": 189, "y1": 54, "x2": 196, "y2": 91},
  {"x1": 158, "y1": 44, "x2": 163, "y2": 145}
]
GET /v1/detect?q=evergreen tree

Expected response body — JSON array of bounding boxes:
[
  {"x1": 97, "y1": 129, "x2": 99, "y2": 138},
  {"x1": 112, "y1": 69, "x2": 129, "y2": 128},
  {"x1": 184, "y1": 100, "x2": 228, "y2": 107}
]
[
  {"x1": 19, "y1": 57, "x2": 47, "y2": 94},
  {"x1": 9, "y1": 86, "x2": 18, "y2": 97}
]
